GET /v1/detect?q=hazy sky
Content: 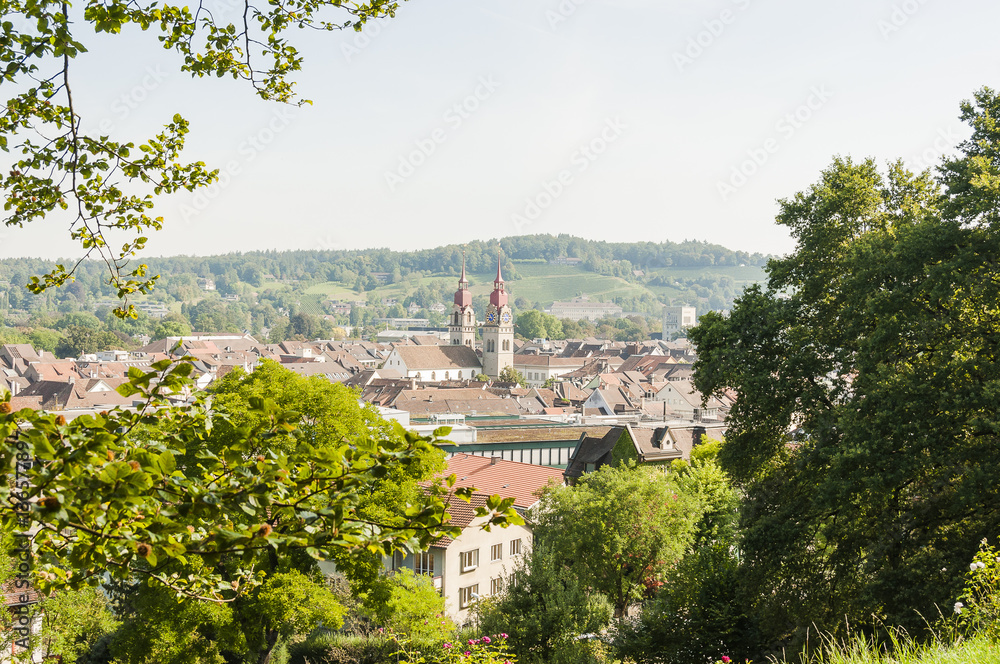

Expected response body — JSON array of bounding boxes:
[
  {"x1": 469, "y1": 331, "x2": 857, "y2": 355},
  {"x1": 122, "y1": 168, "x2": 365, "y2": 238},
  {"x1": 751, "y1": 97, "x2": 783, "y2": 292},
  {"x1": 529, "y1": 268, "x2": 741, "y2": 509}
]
[{"x1": 2, "y1": 0, "x2": 999, "y2": 261}]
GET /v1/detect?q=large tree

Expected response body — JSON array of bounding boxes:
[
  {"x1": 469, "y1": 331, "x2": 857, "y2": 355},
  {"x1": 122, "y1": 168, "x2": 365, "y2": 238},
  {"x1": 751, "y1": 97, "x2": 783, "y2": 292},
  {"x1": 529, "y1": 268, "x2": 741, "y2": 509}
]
[{"x1": 690, "y1": 88, "x2": 1000, "y2": 642}]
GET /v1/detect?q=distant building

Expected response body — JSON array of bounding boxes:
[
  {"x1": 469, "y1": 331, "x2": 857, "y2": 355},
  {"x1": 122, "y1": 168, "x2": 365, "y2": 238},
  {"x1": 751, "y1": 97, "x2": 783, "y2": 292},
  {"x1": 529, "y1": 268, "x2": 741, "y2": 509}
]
[
  {"x1": 549, "y1": 257, "x2": 583, "y2": 266},
  {"x1": 549, "y1": 297, "x2": 623, "y2": 322},
  {"x1": 662, "y1": 306, "x2": 697, "y2": 335}
]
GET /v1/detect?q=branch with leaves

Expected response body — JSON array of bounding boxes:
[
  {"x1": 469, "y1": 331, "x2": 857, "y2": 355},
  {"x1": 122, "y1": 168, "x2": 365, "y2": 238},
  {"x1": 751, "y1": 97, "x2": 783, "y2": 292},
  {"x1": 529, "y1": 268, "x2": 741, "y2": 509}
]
[{"x1": 1, "y1": 0, "x2": 405, "y2": 315}]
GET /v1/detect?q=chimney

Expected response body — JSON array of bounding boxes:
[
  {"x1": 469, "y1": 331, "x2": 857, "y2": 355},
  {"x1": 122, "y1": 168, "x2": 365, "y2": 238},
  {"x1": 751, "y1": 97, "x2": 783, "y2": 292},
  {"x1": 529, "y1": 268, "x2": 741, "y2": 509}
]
[{"x1": 491, "y1": 456, "x2": 501, "y2": 465}]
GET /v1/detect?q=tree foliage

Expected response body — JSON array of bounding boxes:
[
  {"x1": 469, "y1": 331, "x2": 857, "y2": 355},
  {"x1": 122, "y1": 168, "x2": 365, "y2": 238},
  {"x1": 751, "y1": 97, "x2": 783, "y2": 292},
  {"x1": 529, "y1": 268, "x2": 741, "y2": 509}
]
[
  {"x1": 535, "y1": 463, "x2": 700, "y2": 618},
  {"x1": 476, "y1": 541, "x2": 612, "y2": 664},
  {"x1": 0, "y1": 360, "x2": 518, "y2": 602},
  {"x1": 689, "y1": 87, "x2": 1000, "y2": 642}
]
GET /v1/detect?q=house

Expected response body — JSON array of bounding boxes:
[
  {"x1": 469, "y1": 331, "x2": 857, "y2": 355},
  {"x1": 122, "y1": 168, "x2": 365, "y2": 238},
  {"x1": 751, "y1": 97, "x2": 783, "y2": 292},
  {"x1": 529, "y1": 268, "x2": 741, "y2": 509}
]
[
  {"x1": 648, "y1": 379, "x2": 724, "y2": 421},
  {"x1": 662, "y1": 306, "x2": 697, "y2": 336},
  {"x1": 563, "y1": 423, "x2": 726, "y2": 484},
  {"x1": 391, "y1": 454, "x2": 564, "y2": 623},
  {"x1": 382, "y1": 345, "x2": 482, "y2": 383},
  {"x1": 548, "y1": 297, "x2": 623, "y2": 322},
  {"x1": 513, "y1": 355, "x2": 586, "y2": 387}
]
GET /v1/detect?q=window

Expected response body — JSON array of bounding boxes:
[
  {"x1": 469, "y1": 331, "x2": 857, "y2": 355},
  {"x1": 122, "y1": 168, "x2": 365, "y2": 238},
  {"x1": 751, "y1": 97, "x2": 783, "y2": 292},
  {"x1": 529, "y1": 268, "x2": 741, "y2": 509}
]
[
  {"x1": 415, "y1": 552, "x2": 434, "y2": 575},
  {"x1": 460, "y1": 549, "x2": 479, "y2": 572},
  {"x1": 491, "y1": 577, "x2": 503, "y2": 595},
  {"x1": 431, "y1": 371, "x2": 436, "y2": 380},
  {"x1": 510, "y1": 539, "x2": 522, "y2": 556},
  {"x1": 491, "y1": 543, "x2": 503, "y2": 562},
  {"x1": 459, "y1": 584, "x2": 479, "y2": 609}
]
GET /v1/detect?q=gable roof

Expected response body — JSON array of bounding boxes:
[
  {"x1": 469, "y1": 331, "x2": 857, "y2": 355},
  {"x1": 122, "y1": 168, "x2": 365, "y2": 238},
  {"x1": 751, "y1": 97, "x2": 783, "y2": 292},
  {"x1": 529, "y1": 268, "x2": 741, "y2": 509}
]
[
  {"x1": 441, "y1": 453, "x2": 565, "y2": 510},
  {"x1": 394, "y1": 345, "x2": 482, "y2": 371}
]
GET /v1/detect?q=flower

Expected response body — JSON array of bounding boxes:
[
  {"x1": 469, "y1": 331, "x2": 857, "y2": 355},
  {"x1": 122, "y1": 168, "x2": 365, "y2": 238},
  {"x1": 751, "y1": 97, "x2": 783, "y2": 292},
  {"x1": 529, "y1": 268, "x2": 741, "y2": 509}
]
[
  {"x1": 722, "y1": 657, "x2": 731, "y2": 663},
  {"x1": 482, "y1": 636, "x2": 491, "y2": 644},
  {"x1": 500, "y1": 633, "x2": 508, "y2": 639},
  {"x1": 954, "y1": 602, "x2": 964, "y2": 614},
  {"x1": 444, "y1": 643, "x2": 452, "y2": 649},
  {"x1": 464, "y1": 651, "x2": 471, "y2": 656}
]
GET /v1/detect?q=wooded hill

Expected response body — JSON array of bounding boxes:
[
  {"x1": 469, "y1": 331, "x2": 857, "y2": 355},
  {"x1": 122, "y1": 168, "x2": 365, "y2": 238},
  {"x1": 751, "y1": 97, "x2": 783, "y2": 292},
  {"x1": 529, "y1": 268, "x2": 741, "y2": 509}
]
[{"x1": 0, "y1": 235, "x2": 770, "y2": 323}]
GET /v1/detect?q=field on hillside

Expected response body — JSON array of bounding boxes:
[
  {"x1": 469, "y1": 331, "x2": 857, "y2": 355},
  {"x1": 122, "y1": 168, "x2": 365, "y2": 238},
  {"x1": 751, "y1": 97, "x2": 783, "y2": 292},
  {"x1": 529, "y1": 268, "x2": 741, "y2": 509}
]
[{"x1": 256, "y1": 262, "x2": 769, "y2": 314}]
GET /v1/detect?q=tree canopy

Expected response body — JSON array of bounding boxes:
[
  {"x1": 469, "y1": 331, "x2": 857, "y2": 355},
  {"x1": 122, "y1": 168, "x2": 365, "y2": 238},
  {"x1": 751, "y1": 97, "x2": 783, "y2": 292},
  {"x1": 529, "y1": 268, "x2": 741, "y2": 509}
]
[
  {"x1": 535, "y1": 463, "x2": 700, "y2": 618},
  {"x1": 689, "y1": 87, "x2": 1000, "y2": 641}
]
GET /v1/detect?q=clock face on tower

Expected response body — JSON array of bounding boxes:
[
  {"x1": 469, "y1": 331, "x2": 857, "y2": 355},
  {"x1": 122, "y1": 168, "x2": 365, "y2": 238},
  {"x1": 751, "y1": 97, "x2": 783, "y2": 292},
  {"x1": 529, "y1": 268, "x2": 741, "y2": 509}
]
[
  {"x1": 501, "y1": 311, "x2": 512, "y2": 325},
  {"x1": 486, "y1": 310, "x2": 497, "y2": 324}
]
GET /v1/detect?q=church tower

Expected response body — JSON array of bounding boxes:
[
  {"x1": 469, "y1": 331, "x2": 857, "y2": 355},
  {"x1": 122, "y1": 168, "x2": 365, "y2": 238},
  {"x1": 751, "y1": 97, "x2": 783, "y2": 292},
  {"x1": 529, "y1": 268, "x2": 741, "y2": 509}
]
[
  {"x1": 449, "y1": 252, "x2": 476, "y2": 347},
  {"x1": 481, "y1": 250, "x2": 514, "y2": 379}
]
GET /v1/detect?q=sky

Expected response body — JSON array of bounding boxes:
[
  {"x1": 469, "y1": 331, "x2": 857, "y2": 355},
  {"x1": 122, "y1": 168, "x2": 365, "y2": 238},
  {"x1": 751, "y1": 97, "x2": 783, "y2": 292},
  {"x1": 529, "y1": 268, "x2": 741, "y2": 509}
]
[{"x1": 2, "y1": 0, "x2": 999, "y2": 261}]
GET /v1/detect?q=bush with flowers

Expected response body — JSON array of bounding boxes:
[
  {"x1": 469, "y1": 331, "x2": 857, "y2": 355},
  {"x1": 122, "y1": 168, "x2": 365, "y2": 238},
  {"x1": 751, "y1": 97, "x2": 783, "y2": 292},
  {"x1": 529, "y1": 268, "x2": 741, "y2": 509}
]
[
  {"x1": 416, "y1": 633, "x2": 517, "y2": 664},
  {"x1": 953, "y1": 537, "x2": 1000, "y2": 641}
]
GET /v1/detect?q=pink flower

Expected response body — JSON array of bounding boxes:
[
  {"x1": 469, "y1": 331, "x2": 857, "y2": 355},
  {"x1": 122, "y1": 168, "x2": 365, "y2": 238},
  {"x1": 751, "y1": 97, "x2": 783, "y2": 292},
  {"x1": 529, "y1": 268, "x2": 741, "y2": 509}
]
[
  {"x1": 722, "y1": 657, "x2": 731, "y2": 663},
  {"x1": 444, "y1": 643, "x2": 452, "y2": 649},
  {"x1": 482, "y1": 636, "x2": 491, "y2": 644},
  {"x1": 500, "y1": 633, "x2": 508, "y2": 639},
  {"x1": 464, "y1": 651, "x2": 471, "y2": 656}
]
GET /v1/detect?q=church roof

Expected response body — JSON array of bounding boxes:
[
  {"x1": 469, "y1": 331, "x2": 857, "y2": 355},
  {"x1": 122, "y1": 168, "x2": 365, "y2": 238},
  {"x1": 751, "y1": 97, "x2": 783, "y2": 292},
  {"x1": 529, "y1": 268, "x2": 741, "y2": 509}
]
[{"x1": 395, "y1": 345, "x2": 482, "y2": 371}]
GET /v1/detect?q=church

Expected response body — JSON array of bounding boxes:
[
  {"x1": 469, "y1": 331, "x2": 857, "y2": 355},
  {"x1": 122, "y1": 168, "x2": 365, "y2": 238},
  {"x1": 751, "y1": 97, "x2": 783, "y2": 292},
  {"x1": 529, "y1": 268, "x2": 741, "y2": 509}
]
[{"x1": 381, "y1": 252, "x2": 515, "y2": 382}]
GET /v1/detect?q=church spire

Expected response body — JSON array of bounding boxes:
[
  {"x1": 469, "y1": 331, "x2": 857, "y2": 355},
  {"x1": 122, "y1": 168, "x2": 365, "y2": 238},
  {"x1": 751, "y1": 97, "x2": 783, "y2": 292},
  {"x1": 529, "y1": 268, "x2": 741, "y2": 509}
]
[
  {"x1": 453, "y1": 249, "x2": 472, "y2": 307},
  {"x1": 489, "y1": 246, "x2": 508, "y2": 308}
]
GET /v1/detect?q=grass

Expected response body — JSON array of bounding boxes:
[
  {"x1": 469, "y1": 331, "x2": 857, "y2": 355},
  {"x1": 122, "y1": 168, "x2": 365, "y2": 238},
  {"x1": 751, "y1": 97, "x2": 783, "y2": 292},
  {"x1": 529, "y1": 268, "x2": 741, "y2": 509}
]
[{"x1": 779, "y1": 631, "x2": 998, "y2": 664}]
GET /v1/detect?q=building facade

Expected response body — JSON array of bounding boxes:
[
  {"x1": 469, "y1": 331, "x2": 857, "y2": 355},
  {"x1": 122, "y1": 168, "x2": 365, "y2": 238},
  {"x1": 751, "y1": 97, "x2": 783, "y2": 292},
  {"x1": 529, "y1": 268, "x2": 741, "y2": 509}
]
[{"x1": 662, "y1": 306, "x2": 697, "y2": 335}]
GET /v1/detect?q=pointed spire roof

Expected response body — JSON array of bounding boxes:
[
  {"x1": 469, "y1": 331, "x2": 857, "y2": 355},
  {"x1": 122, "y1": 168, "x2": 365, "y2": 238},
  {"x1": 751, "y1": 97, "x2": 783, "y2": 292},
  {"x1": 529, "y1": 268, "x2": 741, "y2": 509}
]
[
  {"x1": 490, "y1": 246, "x2": 508, "y2": 309},
  {"x1": 454, "y1": 249, "x2": 472, "y2": 308}
]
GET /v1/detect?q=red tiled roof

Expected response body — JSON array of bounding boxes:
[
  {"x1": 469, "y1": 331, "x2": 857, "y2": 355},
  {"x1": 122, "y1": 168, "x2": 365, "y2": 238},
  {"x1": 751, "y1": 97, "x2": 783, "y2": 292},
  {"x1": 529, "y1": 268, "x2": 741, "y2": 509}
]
[{"x1": 442, "y1": 453, "x2": 564, "y2": 510}]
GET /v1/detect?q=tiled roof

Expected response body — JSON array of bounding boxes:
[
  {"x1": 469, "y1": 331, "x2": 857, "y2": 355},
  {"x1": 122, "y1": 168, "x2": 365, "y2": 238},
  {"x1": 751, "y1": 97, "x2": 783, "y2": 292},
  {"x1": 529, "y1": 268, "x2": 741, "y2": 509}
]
[
  {"x1": 442, "y1": 453, "x2": 565, "y2": 509},
  {"x1": 394, "y1": 345, "x2": 482, "y2": 371}
]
